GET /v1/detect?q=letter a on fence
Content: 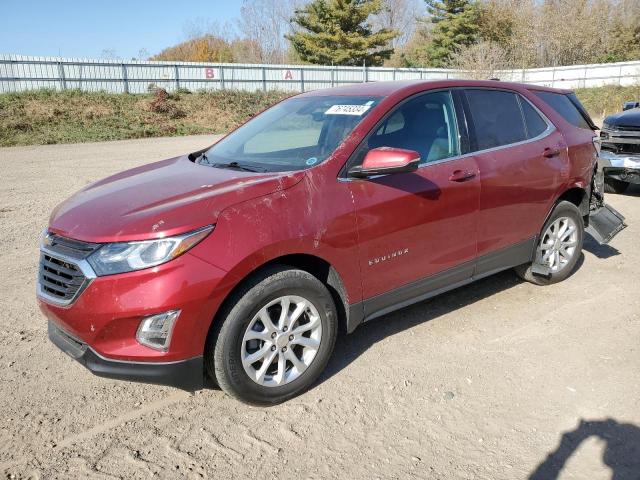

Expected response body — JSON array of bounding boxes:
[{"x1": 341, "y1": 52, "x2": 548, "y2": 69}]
[{"x1": 283, "y1": 70, "x2": 293, "y2": 80}]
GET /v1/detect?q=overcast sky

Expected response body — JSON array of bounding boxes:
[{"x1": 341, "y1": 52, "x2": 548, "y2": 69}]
[{"x1": 0, "y1": 0, "x2": 243, "y2": 59}]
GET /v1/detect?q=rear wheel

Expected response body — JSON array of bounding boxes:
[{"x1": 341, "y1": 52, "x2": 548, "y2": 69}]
[
  {"x1": 515, "y1": 201, "x2": 584, "y2": 285},
  {"x1": 206, "y1": 266, "x2": 337, "y2": 405},
  {"x1": 604, "y1": 177, "x2": 630, "y2": 194}
]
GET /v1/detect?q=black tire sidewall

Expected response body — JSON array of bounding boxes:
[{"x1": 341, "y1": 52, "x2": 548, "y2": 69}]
[
  {"x1": 536, "y1": 201, "x2": 584, "y2": 284},
  {"x1": 213, "y1": 269, "x2": 337, "y2": 405}
]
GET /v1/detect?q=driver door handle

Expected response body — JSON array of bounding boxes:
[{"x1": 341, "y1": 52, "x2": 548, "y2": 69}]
[{"x1": 449, "y1": 170, "x2": 477, "y2": 182}]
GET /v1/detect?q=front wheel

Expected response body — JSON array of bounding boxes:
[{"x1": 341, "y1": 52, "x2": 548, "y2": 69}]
[
  {"x1": 515, "y1": 201, "x2": 584, "y2": 285},
  {"x1": 206, "y1": 267, "x2": 338, "y2": 405}
]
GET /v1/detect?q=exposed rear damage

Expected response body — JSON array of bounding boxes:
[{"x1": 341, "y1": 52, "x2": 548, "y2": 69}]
[{"x1": 587, "y1": 156, "x2": 627, "y2": 244}]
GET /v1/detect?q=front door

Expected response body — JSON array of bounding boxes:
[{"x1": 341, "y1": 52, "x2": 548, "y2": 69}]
[{"x1": 346, "y1": 90, "x2": 480, "y2": 315}]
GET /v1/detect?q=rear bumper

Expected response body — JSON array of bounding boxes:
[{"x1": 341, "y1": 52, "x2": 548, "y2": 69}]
[{"x1": 48, "y1": 320, "x2": 204, "y2": 391}]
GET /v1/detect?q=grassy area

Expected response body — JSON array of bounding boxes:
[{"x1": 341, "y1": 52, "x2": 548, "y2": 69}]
[
  {"x1": 0, "y1": 89, "x2": 291, "y2": 147},
  {"x1": 574, "y1": 85, "x2": 640, "y2": 122},
  {"x1": 1, "y1": 85, "x2": 639, "y2": 147}
]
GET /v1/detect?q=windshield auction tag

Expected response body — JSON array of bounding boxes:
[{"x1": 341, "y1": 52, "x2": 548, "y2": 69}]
[{"x1": 325, "y1": 104, "x2": 371, "y2": 116}]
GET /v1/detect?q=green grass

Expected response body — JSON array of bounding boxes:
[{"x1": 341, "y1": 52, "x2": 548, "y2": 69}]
[{"x1": 1, "y1": 85, "x2": 639, "y2": 147}]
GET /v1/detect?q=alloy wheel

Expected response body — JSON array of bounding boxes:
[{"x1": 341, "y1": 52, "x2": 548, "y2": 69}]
[
  {"x1": 538, "y1": 216, "x2": 578, "y2": 273},
  {"x1": 241, "y1": 295, "x2": 322, "y2": 387}
]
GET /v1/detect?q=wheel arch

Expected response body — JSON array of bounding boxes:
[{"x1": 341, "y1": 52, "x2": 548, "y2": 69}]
[
  {"x1": 556, "y1": 186, "x2": 589, "y2": 217},
  {"x1": 206, "y1": 253, "x2": 352, "y2": 353}
]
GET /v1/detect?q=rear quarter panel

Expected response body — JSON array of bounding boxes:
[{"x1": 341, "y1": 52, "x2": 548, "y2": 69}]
[{"x1": 522, "y1": 89, "x2": 597, "y2": 210}]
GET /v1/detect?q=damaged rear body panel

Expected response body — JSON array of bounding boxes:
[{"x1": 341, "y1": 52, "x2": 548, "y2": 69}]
[{"x1": 587, "y1": 155, "x2": 627, "y2": 244}]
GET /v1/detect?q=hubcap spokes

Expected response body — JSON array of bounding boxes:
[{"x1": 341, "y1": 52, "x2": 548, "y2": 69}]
[
  {"x1": 538, "y1": 216, "x2": 578, "y2": 273},
  {"x1": 241, "y1": 295, "x2": 322, "y2": 387}
]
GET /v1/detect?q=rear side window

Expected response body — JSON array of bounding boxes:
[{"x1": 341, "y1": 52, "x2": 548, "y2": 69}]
[
  {"x1": 520, "y1": 99, "x2": 548, "y2": 138},
  {"x1": 465, "y1": 89, "x2": 527, "y2": 150},
  {"x1": 533, "y1": 91, "x2": 591, "y2": 130}
]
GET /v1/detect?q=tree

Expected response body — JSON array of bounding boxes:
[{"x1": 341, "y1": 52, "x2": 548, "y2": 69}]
[
  {"x1": 447, "y1": 40, "x2": 508, "y2": 77},
  {"x1": 422, "y1": 0, "x2": 480, "y2": 67},
  {"x1": 287, "y1": 0, "x2": 398, "y2": 66},
  {"x1": 151, "y1": 36, "x2": 234, "y2": 62},
  {"x1": 372, "y1": 0, "x2": 423, "y2": 48},
  {"x1": 238, "y1": 0, "x2": 301, "y2": 64}
]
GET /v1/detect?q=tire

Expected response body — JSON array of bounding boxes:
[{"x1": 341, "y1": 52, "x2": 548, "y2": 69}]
[
  {"x1": 604, "y1": 177, "x2": 630, "y2": 194},
  {"x1": 206, "y1": 266, "x2": 338, "y2": 405},
  {"x1": 515, "y1": 201, "x2": 584, "y2": 286}
]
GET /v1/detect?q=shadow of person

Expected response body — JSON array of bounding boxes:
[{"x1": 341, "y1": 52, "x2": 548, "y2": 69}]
[{"x1": 530, "y1": 418, "x2": 640, "y2": 480}]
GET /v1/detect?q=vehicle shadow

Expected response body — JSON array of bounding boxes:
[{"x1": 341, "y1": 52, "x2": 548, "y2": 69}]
[
  {"x1": 583, "y1": 233, "x2": 621, "y2": 259},
  {"x1": 529, "y1": 418, "x2": 640, "y2": 480},
  {"x1": 318, "y1": 269, "x2": 523, "y2": 386}
]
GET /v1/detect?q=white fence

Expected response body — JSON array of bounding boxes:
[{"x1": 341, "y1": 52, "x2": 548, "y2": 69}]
[{"x1": 1, "y1": 54, "x2": 640, "y2": 94}]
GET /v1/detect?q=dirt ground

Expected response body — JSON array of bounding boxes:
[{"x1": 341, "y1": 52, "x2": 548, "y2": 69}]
[{"x1": 0, "y1": 135, "x2": 639, "y2": 479}]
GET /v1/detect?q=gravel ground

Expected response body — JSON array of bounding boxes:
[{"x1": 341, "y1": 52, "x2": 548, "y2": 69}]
[{"x1": 0, "y1": 135, "x2": 639, "y2": 479}]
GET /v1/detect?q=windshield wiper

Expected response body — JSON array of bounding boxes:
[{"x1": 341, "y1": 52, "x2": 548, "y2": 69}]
[{"x1": 209, "y1": 161, "x2": 265, "y2": 173}]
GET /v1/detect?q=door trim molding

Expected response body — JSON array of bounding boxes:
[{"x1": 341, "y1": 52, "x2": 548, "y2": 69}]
[{"x1": 346, "y1": 237, "x2": 536, "y2": 333}]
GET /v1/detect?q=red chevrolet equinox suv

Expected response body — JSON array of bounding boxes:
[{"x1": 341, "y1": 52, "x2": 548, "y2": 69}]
[{"x1": 38, "y1": 80, "x2": 624, "y2": 405}]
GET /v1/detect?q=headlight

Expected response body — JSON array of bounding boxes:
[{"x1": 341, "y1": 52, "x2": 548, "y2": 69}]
[{"x1": 88, "y1": 225, "x2": 213, "y2": 276}]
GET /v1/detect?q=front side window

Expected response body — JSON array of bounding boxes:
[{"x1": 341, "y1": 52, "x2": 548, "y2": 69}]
[
  {"x1": 200, "y1": 95, "x2": 381, "y2": 172},
  {"x1": 366, "y1": 90, "x2": 460, "y2": 164},
  {"x1": 465, "y1": 89, "x2": 527, "y2": 151}
]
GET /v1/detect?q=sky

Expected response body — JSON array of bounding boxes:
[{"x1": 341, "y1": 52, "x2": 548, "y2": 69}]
[{"x1": 0, "y1": 0, "x2": 244, "y2": 59}]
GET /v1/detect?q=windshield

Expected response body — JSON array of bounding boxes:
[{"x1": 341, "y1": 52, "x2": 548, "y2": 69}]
[{"x1": 199, "y1": 95, "x2": 382, "y2": 172}]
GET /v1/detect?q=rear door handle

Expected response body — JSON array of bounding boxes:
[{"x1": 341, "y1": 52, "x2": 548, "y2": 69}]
[
  {"x1": 449, "y1": 170, "x2": 476, "y2": 182},
  {"x1": 543, "y1": 147, "x2": 561, "y2": 158}
]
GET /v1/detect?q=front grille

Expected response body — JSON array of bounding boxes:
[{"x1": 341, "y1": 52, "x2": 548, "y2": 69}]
[
  {"x1": 610, "y1": 125, "x2": 640, "y2": 133},
  {"x1": 38, "y1": 233, "x2": 99, "y2": 304},
  {"x1": 44, "y1": 233, "x2": 100, "y2": 259},
  {"x1": 603, "y1": 143, "x2": 640, "y2": 155},
  {"x1": 39, "y1": 254, "x2": 87, "y2": 301}
]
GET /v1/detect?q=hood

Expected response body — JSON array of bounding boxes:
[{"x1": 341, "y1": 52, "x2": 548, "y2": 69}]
[
  {"x1": 604, "y1": 108, "x2": 640, "y2": 128},
  {"x1": 49, "y1": 155, "x2": 304, "y2": 243}
]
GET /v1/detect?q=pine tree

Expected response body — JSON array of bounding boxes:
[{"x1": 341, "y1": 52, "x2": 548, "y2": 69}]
[
  {"x1": 287, "y1": 0, "x2": 398, "y2": 66},
  {"x1": 424, "y1": 0, "x2": 480, "y2": 67}
]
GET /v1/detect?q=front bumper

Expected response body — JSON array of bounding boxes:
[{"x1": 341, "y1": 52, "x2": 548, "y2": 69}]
[
  {"x1": 48, "y1": 321, "x2": 204, "y2": 390},
  {"x1": 598, "y1": 150, "x2": 640, "y2": 184}
]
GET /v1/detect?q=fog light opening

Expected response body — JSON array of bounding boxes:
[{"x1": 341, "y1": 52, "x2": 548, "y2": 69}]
[{"x1": 136, "y1": 310, "x2": 180, "y2": 351}]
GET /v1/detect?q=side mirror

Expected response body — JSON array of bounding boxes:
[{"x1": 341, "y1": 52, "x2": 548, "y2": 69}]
[{"x1": 348, "y1": 147, "x2": 421, "y2": 178}]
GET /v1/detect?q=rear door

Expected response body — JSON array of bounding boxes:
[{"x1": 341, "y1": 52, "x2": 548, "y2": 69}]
[
  {"x1": 462, "y1": 88, "x2": 569, "y2": 272},
  {"x1": 346, "y1": 90, "x2": 480, "y2": 311}
]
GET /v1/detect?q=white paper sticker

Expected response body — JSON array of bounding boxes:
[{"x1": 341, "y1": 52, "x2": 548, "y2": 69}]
[{"x1": 325, "y1": 104, "x2": 371, "y2": 116}]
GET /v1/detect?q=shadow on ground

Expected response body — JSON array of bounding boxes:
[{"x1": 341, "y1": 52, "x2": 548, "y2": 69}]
[
  {"x1": 584, "y1": 233, "x2": 621, "y2": 259},
  {"x1": 319, "y1": 269, "x2": 523, "y2": 385},
  {"x1": 530, "y1": 419, "x2": 640, "y2": 480}
]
